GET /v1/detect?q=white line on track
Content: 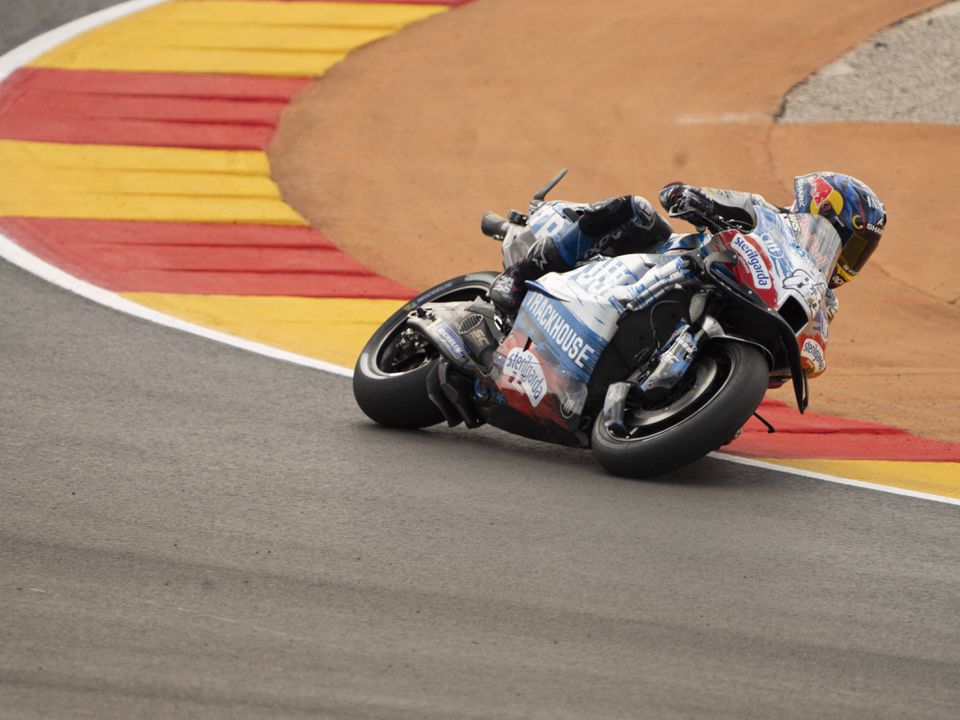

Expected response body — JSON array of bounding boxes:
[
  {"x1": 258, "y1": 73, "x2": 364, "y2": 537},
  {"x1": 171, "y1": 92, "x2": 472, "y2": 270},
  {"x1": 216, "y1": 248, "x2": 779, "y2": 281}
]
[
  {"x1": 714, "y1": 453, "x2": 960, "y2": 508},
  {"x1": 0, "y1": 236, "x2": 352, "y2": 377},
  {"x1": 0, "y1": 0, "x2": 165, "y2": 84},
  {"x1": 0, "y1": 1, "x2": 955, "y2": 507}
]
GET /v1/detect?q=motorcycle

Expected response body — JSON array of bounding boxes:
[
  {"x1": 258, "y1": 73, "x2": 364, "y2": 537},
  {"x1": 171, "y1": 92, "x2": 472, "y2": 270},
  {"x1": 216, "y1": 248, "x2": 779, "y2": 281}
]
[{"x1": 354, "y1": 170, "x2": 839, "y2": 477}]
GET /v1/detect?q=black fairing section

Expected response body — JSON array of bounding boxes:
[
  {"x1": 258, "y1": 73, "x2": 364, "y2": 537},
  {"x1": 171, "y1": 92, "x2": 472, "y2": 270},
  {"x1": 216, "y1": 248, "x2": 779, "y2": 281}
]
[
  {"x1": 478, "y1": 404, "x2": 585, "y2": 447},
  {"x1": 704, "y1": 263, "x2": 809, "y2": 411},
  {"x1": 586, "y1": 291, "x2": 690, "y2": 419}
]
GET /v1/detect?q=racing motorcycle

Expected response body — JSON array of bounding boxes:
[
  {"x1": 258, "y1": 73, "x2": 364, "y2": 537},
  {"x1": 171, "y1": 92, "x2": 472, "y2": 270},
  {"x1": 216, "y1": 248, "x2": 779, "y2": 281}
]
[{"x1": 354, "y1": 170, "x2": 839, "y2": 477}]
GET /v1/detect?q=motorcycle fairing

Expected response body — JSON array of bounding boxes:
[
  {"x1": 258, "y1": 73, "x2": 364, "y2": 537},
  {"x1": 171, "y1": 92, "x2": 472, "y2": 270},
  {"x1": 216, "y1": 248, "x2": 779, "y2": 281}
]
[
  {"x1": 488, "y1": 294, "x2": 598, "y2": 431},
  {"x1": 514, "y1": 290, "x2": 607, "y2": 382},
  {"x1": 737, "y1": 205, "x2": 839, "y2": 326},
  {"x1": 487, "y1": 253, "x2": 690, "y2": 431},
  {"x1": 714, "y1": 204, "x2": 840, "y2": 379}
]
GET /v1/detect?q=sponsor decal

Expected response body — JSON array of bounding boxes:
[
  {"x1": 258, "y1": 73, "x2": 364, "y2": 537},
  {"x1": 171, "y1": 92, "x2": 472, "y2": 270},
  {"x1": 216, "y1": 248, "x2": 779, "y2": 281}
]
[
  {"x1": 801, "y1": 337, "x2": 826, "y2": 375},
  {"x1": 502, "y1": 348, "x2": 547, "y2": 407},
  {"x1": 565, "y1": 258, "x2": 640, "y2": 295},
  {"x1": 812, "y1": 306, "x2": 831, "y2": 341},
  {"x1": 523, "y1": 292, "x2": 598, "y2": 371},
  {"x1": 810, "y1": 177, "x2": 833, "y2": 205},
  {"x1": 808, "y1": 177, "x2": 844, "y2": 216},
  {"x1": 759, "y1": 232, "x2": 785, "y2": 260},
  {"x1": 559, "y1": 386, "x2": 588, "y2": 419},
  {"x1": 783, "y1": 268, "x2": 822, "y2": 292},
  {"x1": 731, "y1": 234, "x2": 772, "y2": 290},
  {"x1": 434, "y1": 321, "x2": 469, "y2": 359},
  {"x1": 530, "y1": 206, "x2": 569, "y2": 243},
  {"x1": 783, "y1": 269, "x2": 826, "y2": 316},
  {"x1": 756, "y1": 212, "x2": 798, "y2": 279},
  {"x1": 569, "y1": 257, "x2": 640, "y2": 295}
]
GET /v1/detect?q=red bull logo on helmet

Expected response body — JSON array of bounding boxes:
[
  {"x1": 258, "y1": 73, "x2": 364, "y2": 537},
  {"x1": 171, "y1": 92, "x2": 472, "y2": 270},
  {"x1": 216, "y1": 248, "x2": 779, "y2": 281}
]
[{"x1": 808, "y1": 176, "x2": 844, "y2": 216}]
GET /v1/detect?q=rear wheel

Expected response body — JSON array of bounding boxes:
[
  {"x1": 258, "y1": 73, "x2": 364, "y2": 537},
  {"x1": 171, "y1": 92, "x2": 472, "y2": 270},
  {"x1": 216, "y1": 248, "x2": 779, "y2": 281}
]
[
  {"x1": 591, "y1": 341, "x2": 768, "y2": 478},
  {"x1": 352, "y1": 272, "x2": 497, "y2": 428}
]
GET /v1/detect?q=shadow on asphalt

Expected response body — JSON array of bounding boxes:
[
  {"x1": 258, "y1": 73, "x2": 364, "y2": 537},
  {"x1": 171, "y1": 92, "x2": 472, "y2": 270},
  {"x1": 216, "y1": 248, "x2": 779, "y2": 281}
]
[{"x1": 352, "y1": 420, "x2": 780, "y2": 490}]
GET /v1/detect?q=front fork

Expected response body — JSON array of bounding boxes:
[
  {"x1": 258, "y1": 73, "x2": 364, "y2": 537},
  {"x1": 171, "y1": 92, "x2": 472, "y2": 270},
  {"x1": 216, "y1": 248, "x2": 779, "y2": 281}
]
[
  {"x1": 601, "y1": 319, "x2": 715, "y2": 434},
  {"x1": 603, "y1": 300, "x2": 724, "y2": 434},
  {"x1": 639, "y1": 317, "x2": 719, "y2": 396}
]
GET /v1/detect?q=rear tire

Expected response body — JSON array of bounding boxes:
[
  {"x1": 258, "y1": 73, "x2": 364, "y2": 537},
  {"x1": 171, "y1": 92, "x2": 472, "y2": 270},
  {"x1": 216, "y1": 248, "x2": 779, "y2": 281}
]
[
  {"x1": 591, "y1": 341, "x2": 768, "y2": 478},
  {"x1": 352, "y1": 272, "x2": 497, "y2": 428}
]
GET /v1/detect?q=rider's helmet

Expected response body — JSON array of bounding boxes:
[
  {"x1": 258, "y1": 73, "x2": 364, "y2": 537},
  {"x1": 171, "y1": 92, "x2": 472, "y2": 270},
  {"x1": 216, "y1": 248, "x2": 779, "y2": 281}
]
[{"x1": 792, "y1": 172, "x2": 886, "y2": 287}]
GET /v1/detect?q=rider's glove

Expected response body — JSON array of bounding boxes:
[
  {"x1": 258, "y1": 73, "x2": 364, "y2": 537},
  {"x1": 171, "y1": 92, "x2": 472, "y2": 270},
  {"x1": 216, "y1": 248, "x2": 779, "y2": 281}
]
[{"x1": 658, "y1": 183, "x2": 716, "y2": 228}]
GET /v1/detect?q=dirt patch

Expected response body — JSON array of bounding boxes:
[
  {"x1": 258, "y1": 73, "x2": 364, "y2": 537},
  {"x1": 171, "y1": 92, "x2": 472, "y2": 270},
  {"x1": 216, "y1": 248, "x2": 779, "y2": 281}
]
[{"x1": 270, "y1": 0, "x2": 959, "y2": 442}]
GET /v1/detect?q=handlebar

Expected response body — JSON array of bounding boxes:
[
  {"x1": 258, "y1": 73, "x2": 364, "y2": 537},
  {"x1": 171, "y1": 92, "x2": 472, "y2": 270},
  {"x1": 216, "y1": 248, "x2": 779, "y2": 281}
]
[{"x1": 480, "y1": 211, "x2": 510, "y2": 241}]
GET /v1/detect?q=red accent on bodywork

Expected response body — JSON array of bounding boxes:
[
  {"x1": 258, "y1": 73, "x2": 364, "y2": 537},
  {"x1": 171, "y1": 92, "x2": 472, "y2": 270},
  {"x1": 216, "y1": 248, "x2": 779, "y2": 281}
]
[{"x1": 718, "y1": 230, "x2": 780, "y2": 308}]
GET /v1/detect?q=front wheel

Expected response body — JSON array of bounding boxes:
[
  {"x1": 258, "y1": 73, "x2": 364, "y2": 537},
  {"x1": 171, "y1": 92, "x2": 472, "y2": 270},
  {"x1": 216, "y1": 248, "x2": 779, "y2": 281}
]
[
  {"x1": 353, "y1": 272, "x2": 498, "y2": 428},
  {"x1": 591, "y1": 341, "x2": 768, "y2": 478}
]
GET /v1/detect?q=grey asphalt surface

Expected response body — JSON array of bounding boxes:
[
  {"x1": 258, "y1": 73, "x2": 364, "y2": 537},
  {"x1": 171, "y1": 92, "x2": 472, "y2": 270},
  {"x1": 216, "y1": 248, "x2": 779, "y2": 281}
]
[{"x1": 3, "y1": 3, "x2": 960, "y2": 719}]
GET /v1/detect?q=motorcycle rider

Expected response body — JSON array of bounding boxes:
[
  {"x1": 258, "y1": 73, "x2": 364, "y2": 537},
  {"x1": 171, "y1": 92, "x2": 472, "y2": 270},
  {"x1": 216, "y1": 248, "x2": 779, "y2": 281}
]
[{"x1": 489, "y1": 172, "x2": 887, "y2": 377}]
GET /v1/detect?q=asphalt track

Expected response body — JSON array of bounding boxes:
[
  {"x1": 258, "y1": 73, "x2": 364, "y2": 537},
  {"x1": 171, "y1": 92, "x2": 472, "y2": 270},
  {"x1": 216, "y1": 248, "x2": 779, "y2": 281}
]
[{"x1": 2, "y1": 3, "x2": 960, "y2": 719}]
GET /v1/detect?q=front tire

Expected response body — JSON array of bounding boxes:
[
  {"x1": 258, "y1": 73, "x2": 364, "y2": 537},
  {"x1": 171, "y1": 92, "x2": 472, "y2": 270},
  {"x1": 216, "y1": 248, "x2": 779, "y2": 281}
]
[
  {"x1": 353, "y1": 272, "x2": 497, "y2": 428},
  {"x1": 591, "y1": 341, "x2": 768, "y2": 478}
]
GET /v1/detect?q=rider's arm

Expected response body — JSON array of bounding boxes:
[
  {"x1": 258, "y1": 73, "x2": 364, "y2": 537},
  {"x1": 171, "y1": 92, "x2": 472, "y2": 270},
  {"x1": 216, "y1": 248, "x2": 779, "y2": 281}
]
[
  {"x1": 659, "y1": 183, "x2": 784, "y2": 231},
  {"x1": 800, "y1": 291, "x2": 837, "y2": 378}
]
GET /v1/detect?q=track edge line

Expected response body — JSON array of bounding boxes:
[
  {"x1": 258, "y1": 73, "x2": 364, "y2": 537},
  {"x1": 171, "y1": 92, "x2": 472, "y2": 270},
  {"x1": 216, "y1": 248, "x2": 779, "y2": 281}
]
[{"x1": 711, "y1": 452, "x2": 960, "y2": 507}]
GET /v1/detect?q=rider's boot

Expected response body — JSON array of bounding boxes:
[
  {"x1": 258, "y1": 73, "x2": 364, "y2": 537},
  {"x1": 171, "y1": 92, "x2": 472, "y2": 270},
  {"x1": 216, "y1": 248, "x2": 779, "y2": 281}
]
[
  {"x1": 489, "y1": 236, "x2": 568, "y2": 314},
  {"x1": 489, "y1": 265, "x2": 527, "y2": 314}
]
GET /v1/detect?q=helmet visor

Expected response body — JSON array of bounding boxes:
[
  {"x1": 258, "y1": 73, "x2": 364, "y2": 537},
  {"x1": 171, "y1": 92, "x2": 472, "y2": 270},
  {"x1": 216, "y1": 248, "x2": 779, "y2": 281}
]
[{"x1": 838, "y1": 230, "x2": 879, "y2": 278}]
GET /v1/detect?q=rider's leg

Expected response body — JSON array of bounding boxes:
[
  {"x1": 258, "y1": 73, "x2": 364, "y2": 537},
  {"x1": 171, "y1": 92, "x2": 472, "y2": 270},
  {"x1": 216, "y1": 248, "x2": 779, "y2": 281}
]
[{"x1": 490, "y1": 195, "x2": 673, "y2": 313}]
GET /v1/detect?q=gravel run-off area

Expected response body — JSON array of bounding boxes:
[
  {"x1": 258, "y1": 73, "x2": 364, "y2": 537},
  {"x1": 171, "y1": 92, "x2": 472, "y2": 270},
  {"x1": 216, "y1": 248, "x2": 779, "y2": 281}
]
[{"x1": 781, "y1": 1, "x2": 960, "y2": 124}]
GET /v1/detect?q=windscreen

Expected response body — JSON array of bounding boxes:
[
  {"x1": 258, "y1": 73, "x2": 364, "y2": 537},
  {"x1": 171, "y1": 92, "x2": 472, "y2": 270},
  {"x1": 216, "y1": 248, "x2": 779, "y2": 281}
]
[{"x1": 793, "y1": 214, "x2": 842, "y2": 281}]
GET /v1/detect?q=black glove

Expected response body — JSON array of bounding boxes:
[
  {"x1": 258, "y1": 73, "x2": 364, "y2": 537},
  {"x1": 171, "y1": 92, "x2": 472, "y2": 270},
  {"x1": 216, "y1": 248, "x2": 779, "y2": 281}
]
[{"x1": 658, "y1": 183, "x2": 716, "y2": 228}]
